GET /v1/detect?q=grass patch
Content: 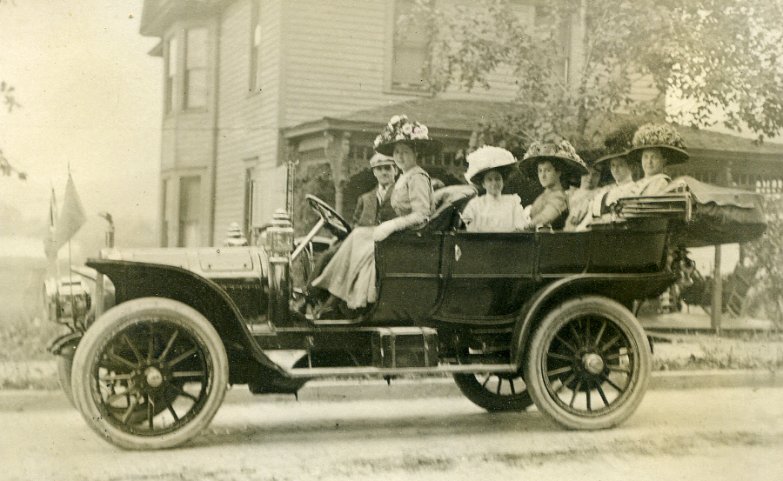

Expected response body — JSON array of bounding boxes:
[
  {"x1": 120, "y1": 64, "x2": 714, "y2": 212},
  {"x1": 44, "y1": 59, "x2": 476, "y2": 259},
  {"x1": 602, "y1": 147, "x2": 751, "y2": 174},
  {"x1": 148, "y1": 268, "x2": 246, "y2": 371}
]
[
  {"x1": 652, "y1": 333, "x2": 783, "y2": 371},
  {"x1": 0, "y1": 314, "x2": 67, "y2": 362}
]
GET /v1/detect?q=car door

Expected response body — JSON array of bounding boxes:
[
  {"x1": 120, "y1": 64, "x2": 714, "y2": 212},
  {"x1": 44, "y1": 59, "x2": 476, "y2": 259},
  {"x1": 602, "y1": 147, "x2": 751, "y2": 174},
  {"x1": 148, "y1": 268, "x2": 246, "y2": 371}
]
[
  {"x1": 372, "y1": 231, "x2": 445, "y2": 323},
  {"x1": 434, "y1": 231, "x2": 538, "y2": 323}
]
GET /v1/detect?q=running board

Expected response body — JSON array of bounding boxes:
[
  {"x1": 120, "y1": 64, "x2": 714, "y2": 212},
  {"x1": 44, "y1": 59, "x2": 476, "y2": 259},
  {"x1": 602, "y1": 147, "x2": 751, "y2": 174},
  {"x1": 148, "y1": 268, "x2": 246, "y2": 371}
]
[{"x1": 284, "y1": 364, "x2": 517, "y2": 378}]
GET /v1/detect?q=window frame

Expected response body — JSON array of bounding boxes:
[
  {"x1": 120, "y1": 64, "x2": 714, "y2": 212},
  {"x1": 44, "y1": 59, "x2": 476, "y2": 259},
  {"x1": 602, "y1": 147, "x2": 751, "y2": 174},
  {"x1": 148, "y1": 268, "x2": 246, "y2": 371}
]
[
  {"x1": 384, "y1": 0, "x2": 433, "y2": 96},
  {"x1": 164, "y1": 35, "x2": 179, "y2": 114},
  {"x1": 249, "y1": 0, "x2": 262, "y2": 95},
  {"x1": 183, "y1": 26, "x2": 209, "y2": 111}
]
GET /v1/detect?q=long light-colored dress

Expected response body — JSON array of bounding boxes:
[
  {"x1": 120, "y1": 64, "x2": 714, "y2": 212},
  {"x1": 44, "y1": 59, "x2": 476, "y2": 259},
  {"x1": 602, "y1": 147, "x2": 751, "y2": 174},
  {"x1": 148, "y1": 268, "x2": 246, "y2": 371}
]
[
  {"x1": 461, "y1": 194, "x2": 529, "y2": 232},
  {"x1": 312, "y1": 166, "x2": 434, "y2": 308}
]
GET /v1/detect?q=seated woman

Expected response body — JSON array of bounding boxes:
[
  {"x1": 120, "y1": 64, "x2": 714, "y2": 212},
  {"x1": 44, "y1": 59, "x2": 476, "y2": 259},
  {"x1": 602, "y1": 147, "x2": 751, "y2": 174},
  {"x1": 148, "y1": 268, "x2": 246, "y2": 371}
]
[
  {"x1": 627, "y1": 123, "x2": 689, "y2": 196},
  {"x1": 519, "y1": 139, "x2": 588, "y2": 230},
  {"x1": 564, "y1": 155, "x2": 601, "y2": 231},
  {"x1": 311, "y1": 115, "x2": 440, "y2": 313},
  {"x1": 579, "y1": 125, "x2": 642, "y2": 226},
  {"x1": 461, "y1": 146, "x2": 530, "y2": 232}
]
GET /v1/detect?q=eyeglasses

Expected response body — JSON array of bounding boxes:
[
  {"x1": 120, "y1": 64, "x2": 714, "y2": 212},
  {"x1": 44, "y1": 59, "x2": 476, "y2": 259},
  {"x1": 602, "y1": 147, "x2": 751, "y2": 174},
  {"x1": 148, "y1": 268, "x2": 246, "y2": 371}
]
[{"x1": 373, "y1": 165, "x2": 395, "y2": 171}]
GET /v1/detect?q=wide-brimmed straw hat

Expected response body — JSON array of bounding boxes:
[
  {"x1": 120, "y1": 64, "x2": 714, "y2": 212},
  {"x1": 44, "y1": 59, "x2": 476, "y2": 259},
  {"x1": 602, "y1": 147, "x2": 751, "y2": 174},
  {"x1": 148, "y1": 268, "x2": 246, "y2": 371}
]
[
  {"x1": 627, "y1": 123, "x2": 689, "y2": 165},
  {"x1": 373, "y1": 114, "x2": 442, "y2": 157},
  {"x1": 520, "y1": 139, "x2": 589, "y2": 182},
  {"x1": 464, "y1": 146, "x2": 518, "y2": 185},
  {"x1": 369, "y1": 152, "x2": 395, "y2": 168}
]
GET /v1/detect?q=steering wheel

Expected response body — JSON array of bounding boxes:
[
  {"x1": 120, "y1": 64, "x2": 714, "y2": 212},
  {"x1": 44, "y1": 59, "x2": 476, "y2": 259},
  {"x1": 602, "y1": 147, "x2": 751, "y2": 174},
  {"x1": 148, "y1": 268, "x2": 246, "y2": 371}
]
[{"x1": 306, "y1": 194, "x2": 352, "y2": 240}]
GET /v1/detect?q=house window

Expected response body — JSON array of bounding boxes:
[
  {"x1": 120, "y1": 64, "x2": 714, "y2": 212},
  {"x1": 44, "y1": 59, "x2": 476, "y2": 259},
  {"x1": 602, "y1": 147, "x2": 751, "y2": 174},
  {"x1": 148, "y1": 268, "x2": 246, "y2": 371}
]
[
  {"x1": 390, "y1": 0, "x2": 429, "y2": 92},
  {"x1": 243, "y1": 166, "x2": 256, "y2": 237},
  {"x1": 249, "y1": 0, "x2": 262, "y2": 93},
  {"x1": 178, "y1": 176, "x2": 201, "y2": 247},
  {"x1": 165, "y1": 36, "x2": 178, "y2": 113},
  {"x1": 184, "y1": 27, "x2": 208, "y2": 109}
]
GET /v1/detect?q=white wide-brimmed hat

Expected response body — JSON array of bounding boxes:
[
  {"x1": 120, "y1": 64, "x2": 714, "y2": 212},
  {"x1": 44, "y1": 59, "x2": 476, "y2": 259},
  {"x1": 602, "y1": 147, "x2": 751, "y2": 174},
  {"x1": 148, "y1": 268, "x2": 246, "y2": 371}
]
[{"x1": 464, "y1": 146, "x2": 518, "y2": 185}]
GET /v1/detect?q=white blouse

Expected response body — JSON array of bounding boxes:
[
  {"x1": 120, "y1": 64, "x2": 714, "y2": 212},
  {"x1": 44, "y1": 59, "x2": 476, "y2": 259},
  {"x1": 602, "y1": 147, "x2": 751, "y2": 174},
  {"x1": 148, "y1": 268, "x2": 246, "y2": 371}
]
[{"x1": 461, "y1": 194, "x2": 530, "y2": 232}]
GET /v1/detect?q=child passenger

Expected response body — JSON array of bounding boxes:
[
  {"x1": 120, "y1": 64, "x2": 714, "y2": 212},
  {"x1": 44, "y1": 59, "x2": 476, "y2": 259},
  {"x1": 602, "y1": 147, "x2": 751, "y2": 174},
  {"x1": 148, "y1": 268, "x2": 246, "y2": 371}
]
[{"x1": 461, "y1": 146, "x2": 530, "y2": 232}]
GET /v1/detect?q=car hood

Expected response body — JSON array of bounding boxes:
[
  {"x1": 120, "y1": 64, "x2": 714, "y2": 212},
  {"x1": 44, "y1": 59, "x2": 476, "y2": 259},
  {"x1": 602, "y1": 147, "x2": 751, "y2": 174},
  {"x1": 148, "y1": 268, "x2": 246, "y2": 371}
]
[{"x1": 95, "y1": 246, "x2": 267, "y2": 278}]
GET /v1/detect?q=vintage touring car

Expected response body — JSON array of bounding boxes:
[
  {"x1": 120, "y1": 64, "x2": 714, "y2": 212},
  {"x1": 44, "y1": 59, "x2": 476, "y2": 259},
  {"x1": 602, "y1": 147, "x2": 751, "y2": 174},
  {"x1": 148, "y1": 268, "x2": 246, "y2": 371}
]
[{"x1": 48, "y1": 178, "x2": 766, "y2": 450}]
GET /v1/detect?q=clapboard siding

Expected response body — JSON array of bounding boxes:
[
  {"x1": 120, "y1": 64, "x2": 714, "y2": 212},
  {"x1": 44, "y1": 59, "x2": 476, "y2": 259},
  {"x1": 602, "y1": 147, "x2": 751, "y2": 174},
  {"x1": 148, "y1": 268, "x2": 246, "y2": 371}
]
[
  {"x1": 281, "y1": 0, "x2": 530, "y2": 127},
  {"x1": 213, "y1": 0, "x2": 284, "y2": 245}
]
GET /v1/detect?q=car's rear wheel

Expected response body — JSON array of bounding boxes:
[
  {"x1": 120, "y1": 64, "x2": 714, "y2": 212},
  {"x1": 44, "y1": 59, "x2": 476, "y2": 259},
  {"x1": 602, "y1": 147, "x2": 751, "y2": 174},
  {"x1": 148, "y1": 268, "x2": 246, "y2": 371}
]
[
  {"x1": 71, "y1": 297, "x2": 228, "y2": 450},
  {"x1": 453, "y1": 372, "x2": 534, "y2": 412},
  {"x1": 525, "y1": 296, "x2": 651, "y2": 430}
]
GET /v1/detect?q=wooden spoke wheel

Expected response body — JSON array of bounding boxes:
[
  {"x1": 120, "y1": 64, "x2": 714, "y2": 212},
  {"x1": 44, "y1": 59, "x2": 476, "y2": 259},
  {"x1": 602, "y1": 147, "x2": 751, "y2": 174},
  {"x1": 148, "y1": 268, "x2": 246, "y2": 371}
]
[
  {"x1": 525, "y1": 296, "x2": 651, "y2": 430},
  {"x1": 72, "y1": 298, "x2": 228, "y2": 450},
  {"x1": 453, "y1": 372, "x2": 534, "y2": 412}
]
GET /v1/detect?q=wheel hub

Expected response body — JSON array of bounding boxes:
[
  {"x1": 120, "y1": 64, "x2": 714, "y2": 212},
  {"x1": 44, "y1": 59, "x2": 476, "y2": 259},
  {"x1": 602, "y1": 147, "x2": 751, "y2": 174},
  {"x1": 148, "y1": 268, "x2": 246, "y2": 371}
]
[
  {"x1": 581, "y1": 353, "x2": 605, "y2": 375},
  {"x1": 144, "y1": 366, "x2": 164, "y2": 388}
]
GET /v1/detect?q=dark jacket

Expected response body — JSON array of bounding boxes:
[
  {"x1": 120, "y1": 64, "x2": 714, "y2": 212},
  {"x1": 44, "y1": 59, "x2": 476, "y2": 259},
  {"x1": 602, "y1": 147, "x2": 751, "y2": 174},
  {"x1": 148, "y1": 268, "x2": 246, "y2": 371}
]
[{"x1": 353, "y1": 184, "x2": 396, "y2": 227}]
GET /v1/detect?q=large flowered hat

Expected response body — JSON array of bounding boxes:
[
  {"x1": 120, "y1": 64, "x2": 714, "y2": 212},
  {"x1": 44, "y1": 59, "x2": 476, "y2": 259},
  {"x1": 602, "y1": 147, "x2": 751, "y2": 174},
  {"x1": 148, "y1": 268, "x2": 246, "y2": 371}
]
[
  {"x1": 520, "y1": 139, "x2": 589, "y2": 182},
  {"x1": 627, "y1": 123, "x2": 689, "y2": 165},
  {"x1": 464, "y1": 146, "x2": 518, "y2": 185},
  {"x1": 373, "y1": 114, "x2": 442, "y2": 156}
]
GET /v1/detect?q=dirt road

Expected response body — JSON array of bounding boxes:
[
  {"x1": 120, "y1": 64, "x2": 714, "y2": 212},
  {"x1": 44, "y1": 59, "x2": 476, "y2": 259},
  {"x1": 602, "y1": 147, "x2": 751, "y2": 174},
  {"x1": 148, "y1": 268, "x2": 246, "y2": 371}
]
[{"x1": 1, "y1": 386, "x2": 782, "y2": 481}]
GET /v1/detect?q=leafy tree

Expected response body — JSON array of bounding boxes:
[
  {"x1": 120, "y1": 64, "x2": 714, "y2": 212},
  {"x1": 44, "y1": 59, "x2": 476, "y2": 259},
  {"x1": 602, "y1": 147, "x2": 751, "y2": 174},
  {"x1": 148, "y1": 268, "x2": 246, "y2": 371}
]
[
  {"x1": 744, "y1": 196, "x2": 783, "y2": 328},
  {"x1": 1, "y1": 1, "x2": 25, "y2": 180},
  {"x1": 410, "y1": 0, "x2": 783, "y2": 148}
]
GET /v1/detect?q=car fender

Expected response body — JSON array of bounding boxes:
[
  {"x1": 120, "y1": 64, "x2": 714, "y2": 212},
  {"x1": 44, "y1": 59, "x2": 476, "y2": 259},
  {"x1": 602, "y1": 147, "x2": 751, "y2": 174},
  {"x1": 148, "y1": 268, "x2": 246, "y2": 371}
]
[
  {"x1": 511, "y1": 272, "x2": 674, "y2": 368},
  {"x1": 86, "y1": 258, "x2": 286, "y2": 376},
  {"x1": 47, "y1": 331, "x2": 83, "y2": 357}
]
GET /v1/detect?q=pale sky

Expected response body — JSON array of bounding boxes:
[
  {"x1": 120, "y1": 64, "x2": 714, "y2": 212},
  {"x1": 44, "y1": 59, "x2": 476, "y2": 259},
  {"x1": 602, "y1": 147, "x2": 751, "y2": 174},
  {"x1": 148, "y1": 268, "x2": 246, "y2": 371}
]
[{"x1": 0, "y1": 0, "x2": 161, "y2": 238}]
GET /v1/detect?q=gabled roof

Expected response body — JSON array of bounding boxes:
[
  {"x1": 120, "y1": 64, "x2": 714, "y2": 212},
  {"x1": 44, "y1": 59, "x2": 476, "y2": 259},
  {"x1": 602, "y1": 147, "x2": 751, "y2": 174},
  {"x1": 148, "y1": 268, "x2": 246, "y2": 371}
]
[{"x1": 283, "y1": 98, "x2": 783, "y2": 160}]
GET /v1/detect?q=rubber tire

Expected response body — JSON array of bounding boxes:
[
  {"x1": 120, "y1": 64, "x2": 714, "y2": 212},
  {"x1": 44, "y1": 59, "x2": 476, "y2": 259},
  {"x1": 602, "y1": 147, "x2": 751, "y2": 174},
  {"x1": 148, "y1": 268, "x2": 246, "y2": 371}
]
[
  {"x1": 71, "y1": 297, "x2": 229, "y2": 450},
  {"x1": 453, "y1": 373, "x2": 534, "y2": 412},
  {"x1": 57, "y1": 353, "x2": 76, "y2": 408},
  {"x1": 524, "y1": 296, "x2": 651, "y2": 430}
]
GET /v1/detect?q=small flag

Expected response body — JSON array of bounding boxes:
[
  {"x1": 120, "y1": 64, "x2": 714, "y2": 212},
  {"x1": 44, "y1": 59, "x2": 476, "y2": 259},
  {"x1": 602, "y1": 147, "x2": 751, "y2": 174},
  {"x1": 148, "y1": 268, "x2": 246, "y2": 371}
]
[
  {"x1": 55, "y1": 174, "x2": 87, "y2": 250},
  {"x1": 43, "y1": 187, "x2": 58, "y2": 259}
]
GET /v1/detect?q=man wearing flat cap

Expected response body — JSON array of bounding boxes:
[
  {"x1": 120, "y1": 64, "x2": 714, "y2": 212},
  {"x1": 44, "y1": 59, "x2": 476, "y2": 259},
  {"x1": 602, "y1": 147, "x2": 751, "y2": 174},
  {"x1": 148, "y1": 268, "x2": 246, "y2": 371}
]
[{"x1": 352, "y1": 152, "x2": 398, "y2": 227}]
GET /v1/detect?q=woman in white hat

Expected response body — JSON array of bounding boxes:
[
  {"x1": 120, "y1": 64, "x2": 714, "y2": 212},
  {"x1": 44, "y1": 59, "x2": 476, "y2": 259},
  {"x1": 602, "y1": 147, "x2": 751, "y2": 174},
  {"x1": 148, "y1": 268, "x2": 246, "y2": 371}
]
[
  {"x1": 520, "y1": 139, "x2": 589, "y2": 230},
  {"x1": 312, "y1": 115, "x2": 441, "y2": 314},
  {"x1": 461, "y1": 146, "x2": 530, "y2": 232}
]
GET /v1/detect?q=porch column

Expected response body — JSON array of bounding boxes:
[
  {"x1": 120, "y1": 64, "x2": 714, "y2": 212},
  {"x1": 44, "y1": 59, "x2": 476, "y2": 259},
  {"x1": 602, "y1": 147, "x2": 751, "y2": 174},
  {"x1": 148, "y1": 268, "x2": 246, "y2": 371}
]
[{"x1": 325, "y1": 130, "x2": 351, "y2": 215}]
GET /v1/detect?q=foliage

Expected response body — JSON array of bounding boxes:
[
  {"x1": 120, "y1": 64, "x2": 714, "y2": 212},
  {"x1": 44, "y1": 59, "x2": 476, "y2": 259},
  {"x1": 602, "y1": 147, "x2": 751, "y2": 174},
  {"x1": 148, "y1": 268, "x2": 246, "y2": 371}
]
[
  {"x1": 1, "y1": 80, "x2": 20, "y2": 113},
  {"x1": 292, "y1": 163, "x2": 335, "y2": 236},
  {"x1": 744, "y1": 196, "x2": 783, "y2": 327},
  {"x1": 411, "y1": 0, "x2": 783, "y2": 147}
]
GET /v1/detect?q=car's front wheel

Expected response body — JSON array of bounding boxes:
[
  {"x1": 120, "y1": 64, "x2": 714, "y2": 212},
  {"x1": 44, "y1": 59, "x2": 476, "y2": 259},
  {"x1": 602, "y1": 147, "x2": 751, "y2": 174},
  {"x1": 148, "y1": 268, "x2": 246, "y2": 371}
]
[
  {"x1": 71, "y1": 297, "x2": 228, "y2": 450},
  {"x1": 525, "y1": 296, "x2": 651, "y2": 430},
  {"x1": 453, "y1": 372, "x2": 534, "y2": 412}
]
